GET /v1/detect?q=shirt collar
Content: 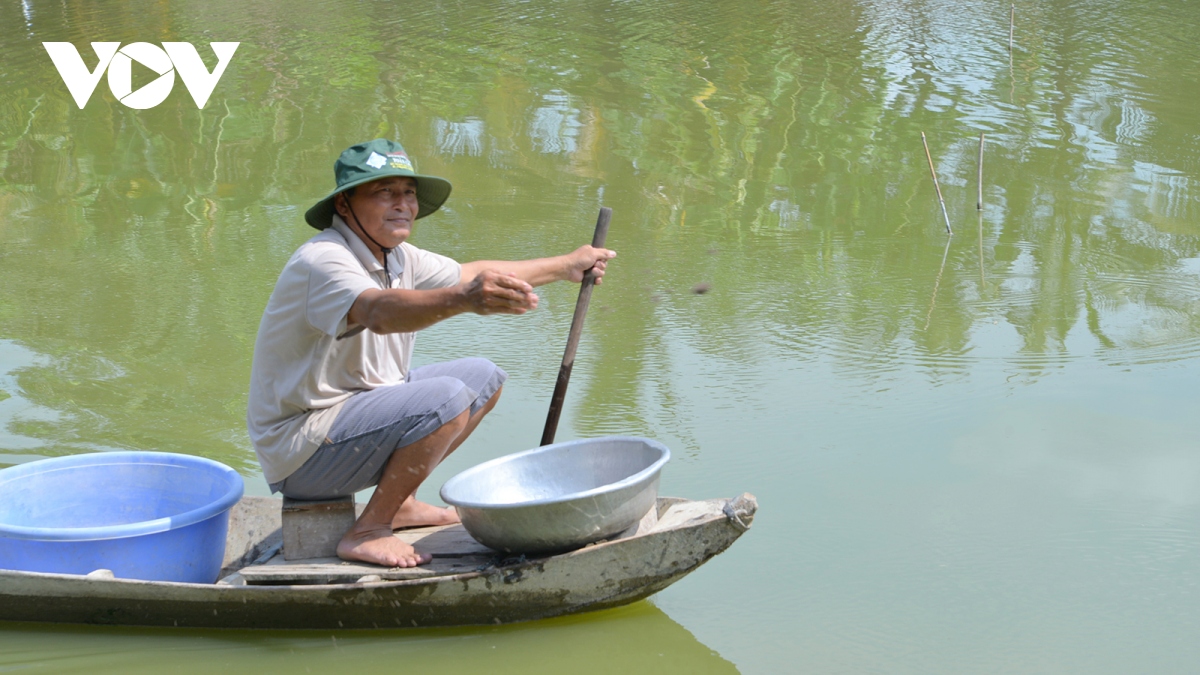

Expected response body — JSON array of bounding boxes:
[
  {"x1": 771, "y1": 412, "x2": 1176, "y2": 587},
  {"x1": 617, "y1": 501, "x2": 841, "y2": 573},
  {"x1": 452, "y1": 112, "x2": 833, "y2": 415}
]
[{"x1": 330, "y1": 214, "x2": 404, "y2": 282}]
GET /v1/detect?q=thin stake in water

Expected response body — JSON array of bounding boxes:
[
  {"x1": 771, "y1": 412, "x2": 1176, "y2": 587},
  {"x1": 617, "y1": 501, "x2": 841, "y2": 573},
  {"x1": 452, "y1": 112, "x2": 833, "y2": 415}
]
[
  {"x1": 921, "y1": 132, "x2": 952, "y2": 235},
  {"x1": 1009, "y1": 4, "x2": 1015, "y2": 62},
  {"x1": 977, "y1": 132, "x2": 985, "y2": 210}
]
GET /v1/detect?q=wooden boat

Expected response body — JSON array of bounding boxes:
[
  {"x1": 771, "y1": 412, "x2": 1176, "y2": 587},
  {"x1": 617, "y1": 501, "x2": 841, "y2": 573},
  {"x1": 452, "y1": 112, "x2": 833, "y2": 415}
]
[{"x1": 0, "y1": 493, "x2": 756, "y2": 629}]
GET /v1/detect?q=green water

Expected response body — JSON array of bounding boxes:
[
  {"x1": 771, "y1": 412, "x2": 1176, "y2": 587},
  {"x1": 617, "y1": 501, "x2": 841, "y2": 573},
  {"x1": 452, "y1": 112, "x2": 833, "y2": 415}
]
[{"x1": 2, "y1": 0, "x2": 1199, "y2": 671}]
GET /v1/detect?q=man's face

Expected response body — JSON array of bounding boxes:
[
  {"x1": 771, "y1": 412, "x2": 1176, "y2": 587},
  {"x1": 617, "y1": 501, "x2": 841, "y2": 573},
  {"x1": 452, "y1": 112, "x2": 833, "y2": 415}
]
[{"x1": 335, "y1": 176, "x2": 419, "y2": 248}]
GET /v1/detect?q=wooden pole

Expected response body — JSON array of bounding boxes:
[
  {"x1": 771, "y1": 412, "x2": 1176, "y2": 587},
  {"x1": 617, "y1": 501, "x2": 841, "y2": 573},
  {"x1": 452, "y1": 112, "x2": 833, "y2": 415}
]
[
  {"x1": 921, "y1": 132, "x2": 953, "y2": 235},
  {"x1": 541, "y1": 207, "x2": 612, "y2": 446},
  {"x1": 977, "y1": 132, "x2": 985, "y2": 210}
]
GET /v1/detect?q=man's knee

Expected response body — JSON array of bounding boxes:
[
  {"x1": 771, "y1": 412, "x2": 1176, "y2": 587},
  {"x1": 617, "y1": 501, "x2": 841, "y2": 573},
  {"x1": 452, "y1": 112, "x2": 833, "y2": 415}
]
[
  {"x1": 410, "y1": 375, "x2": 473, "y2": 412},
  {"x1": 478, "y1": 385, "x2": 502, "y2": 416},
  {"x1": 384, "y1": 376, "x2": 474, "y2": 441},
  {"x1": 464, "y1": 359, "x2": 506, "y2": 414},
  {"x1": 460, "y1": 356, "x2": 498, "y2": 371},
  {"x1": 446, "y1": 407, "x2": 471, "y2": 431}
]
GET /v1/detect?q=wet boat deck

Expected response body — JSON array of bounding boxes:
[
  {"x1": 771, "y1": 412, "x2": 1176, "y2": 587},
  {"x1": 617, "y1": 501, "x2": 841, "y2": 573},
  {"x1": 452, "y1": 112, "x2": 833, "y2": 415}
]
[{"x1": 229, "y1": 524, "x2": 498, "y2": 585}]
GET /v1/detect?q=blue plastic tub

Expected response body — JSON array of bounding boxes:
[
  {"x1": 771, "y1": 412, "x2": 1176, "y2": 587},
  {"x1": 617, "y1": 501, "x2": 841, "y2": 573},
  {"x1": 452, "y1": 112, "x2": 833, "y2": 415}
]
[{"x1": 0, "y1": 451, "x2": 244, "y2": 583}]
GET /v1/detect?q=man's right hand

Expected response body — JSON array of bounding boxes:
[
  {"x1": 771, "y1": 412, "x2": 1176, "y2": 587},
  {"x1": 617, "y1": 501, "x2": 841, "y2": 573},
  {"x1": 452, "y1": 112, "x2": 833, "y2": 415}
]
[{"x1": 464, "y1": 270, "x2": 539, "y2": 315}]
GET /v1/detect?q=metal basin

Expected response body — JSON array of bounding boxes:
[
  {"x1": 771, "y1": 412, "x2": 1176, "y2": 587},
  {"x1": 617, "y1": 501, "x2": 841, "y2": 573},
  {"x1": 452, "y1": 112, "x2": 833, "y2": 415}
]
[{"x1": 440, "y1": 436, "x2": 670, "y2": 554}]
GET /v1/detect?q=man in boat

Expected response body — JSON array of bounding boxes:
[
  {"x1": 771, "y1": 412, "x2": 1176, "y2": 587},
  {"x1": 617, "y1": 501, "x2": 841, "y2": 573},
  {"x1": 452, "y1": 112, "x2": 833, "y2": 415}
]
[{"x1": 247, "y1": 139, "x2": 615, "y2": 568}]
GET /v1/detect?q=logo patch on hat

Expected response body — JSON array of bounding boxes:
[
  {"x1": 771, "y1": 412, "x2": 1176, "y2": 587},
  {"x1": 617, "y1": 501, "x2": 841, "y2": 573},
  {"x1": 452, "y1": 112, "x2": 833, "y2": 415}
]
[
  {"x1": 365, "y1": 152, "x2": 387, "y2": 169},
  {"x1": 387, "y1": 152, "x2": 413, "y2": 171}
]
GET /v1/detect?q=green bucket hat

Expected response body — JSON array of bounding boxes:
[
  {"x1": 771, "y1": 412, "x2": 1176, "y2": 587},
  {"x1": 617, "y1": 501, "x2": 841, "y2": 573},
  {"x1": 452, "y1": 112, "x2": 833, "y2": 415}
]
[{"x1": 304, "y1": 139, "x2": 453, "y2": 230}]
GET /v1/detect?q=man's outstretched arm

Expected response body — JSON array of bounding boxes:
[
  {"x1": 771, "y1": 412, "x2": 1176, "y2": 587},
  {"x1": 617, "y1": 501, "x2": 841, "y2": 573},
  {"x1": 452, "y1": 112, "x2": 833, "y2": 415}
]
[
  {"x1": 349, "y1": 246, "x2": 615, "y2": 335},
  {"x1": 347, "y1": 270, "x2": 540, "y2": 335},
  {"x1": 459, "y1": 245, "x2": 615, "y2": 287}
]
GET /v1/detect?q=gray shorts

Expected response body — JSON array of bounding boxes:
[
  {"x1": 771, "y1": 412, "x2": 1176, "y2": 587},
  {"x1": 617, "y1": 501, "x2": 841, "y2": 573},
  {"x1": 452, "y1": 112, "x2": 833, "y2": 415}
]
[{"x1": 273, "y1": 357, "x2": 506, "y2": 499}]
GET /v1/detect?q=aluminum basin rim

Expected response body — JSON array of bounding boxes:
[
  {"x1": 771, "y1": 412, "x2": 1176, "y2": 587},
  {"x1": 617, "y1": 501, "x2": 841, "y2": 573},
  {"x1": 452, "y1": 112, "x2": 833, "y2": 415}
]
[
  {"x1": 440, "y1": 436, "x2": 670, "y2": 510},
  {"x1": 0, "y1": 451, "x2": 245, "y2": 541},
  {"x1": 450, "y1": 474, "x2": 660, "y2": 513}
]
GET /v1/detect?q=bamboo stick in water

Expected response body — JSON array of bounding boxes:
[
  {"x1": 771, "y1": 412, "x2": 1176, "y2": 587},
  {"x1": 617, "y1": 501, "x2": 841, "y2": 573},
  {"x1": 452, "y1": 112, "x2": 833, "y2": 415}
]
[
  {"x1": 1010, "y1": 5, "x2": 1015, "y2": 60},
  {"x1": 921, "y1": 132, "x2": 953, "y2": 235}
]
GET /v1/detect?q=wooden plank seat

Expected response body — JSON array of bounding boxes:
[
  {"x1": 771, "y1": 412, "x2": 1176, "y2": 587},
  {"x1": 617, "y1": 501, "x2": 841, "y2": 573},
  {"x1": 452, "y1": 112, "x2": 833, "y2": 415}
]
[{"x1": 280, "y1": 496, "x2": 358, "y2": 561}]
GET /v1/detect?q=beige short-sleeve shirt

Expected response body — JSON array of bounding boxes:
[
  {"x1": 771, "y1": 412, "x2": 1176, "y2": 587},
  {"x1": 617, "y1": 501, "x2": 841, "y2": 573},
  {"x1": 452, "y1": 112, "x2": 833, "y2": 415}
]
[{"x1": 247, "y1": 215, "x2": 462, "y2": 483}]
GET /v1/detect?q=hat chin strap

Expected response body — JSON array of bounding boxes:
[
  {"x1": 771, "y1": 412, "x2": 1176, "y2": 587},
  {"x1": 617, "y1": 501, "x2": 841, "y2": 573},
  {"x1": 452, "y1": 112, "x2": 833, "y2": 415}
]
[{"x1": 345, "y1": 200, "x2": 394, "y2": 285}]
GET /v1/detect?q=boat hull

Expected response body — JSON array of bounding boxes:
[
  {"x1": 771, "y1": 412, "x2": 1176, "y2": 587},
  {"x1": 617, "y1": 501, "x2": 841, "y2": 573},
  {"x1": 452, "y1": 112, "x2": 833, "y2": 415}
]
[{"x1": 0, "y1": 495, "x2": 754, "y2": 629}]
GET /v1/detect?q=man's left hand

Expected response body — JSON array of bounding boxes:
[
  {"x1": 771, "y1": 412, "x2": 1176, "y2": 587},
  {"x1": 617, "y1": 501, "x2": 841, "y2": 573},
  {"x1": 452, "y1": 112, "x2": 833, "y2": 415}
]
[{"x1": 565, "y1": 246, "x2": 616, "y2": 285}]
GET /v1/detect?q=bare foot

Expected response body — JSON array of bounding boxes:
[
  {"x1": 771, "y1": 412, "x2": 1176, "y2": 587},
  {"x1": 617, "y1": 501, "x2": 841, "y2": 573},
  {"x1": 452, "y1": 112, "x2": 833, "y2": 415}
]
[
  {"x1": 391, "y1": 495, "x2": 461, "y2": 530},
  {"x1": 337, "y1": 526, "x2": 432, "y2": 567}
]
